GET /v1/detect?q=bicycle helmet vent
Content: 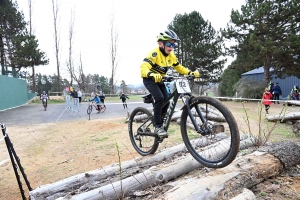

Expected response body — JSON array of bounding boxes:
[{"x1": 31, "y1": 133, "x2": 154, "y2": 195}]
[{"x1": 157, "y1": 29, "x2": 180, "y2": 42}]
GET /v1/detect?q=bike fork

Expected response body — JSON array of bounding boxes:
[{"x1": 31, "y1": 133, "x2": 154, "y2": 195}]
[{"x1": 184, "y1": 98, "x2": 207, "y2": 136}]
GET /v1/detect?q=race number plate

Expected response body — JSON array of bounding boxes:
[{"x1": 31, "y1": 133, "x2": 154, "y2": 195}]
[{"x1": 176, "y1": 79, "x2": 191, "y2": 93}]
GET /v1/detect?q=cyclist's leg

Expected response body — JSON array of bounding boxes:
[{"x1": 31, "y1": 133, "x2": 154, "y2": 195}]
[
  {"x1": 122, "y1": 99, "x2": 125, "y2": 109},
  {"x1": 160, "y1": 84, "x2": 170, "y2": 122},
  {"x1": 143, "y1": 79, "x2": 164, "y2": 128}
]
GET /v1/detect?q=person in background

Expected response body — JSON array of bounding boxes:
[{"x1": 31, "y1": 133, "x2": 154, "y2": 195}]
[
  {"x1": 89, "y1": 93, "x2": 101, "y2": 113},
  {"x1": 140, "y1": 29, "x2": 200, "y2": 138},
  {"x1": 269, "y1": 82, "x2": 275, "y2": 102},
  {"x1": 120, "y1": 92, "x2": 129, "y2": 109},
  {"x1": 99, "y1": 93, "x2": 106, "y2": 107},
  {"x1": 40, "y1": 91, "x2": 50, "y2": 108},
  {"x1": 262, "y1": 88, "x2": 273, "y2": 114},
  {"x1": 291, "y1": 84, "x2": 299, "y2": 100},
  {"x1": 272, "y1": 83, "x2": 282, "y2": 104},
  {"x1": 77, "y1": 89, "x2": 82, "y2": 103}
]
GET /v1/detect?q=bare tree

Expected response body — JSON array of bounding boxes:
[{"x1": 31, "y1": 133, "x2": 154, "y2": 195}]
[
  {"x1": 72, "y1": 53, "x2": 86, "y2": 91},
  {"x1": 66, "y1": 8, "x2": 75, "y2": 86},
  {"x1": 51, "y1": 0, "x2": 61, "y2": 92},
  {"x1": 108, "y1": 10, "x2": 119, "y2": 94},
  {"x1": 27, "y1": 0, "x2": 36, "y2": 92}
]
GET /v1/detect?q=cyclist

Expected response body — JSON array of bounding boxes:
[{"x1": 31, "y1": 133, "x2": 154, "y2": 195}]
[
  {"x1": 120, "y1": 92, "x2": 129, "y2": 109},
  {"x1": 89, "y1": 93, "x2": 101, "y2": 113},
  {"x1": 140, "y1": 29, "x2": 200, "y2": 138},
  {"x1": 40, "y1": 91, "x2": 50, "y2": 108},
  {"x1": 99, "y1": 93, "x2": 106, "y2": 107}
]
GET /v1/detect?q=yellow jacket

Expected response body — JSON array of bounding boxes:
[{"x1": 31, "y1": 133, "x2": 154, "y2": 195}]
[{"x1": 140, "y1": 47, "x2": 190, "y2": 78}]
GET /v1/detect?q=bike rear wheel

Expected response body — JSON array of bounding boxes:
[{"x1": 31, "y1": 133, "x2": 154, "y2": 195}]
[
  {"x1": 87, "y1": 105, "x2": 93, "y2": 114},
  {"x1": 128, "y1": 107, "x2": 159, "y2": 156},
  {"x1": 100, "y1": 105, "x2": 106, "y2": 113},
  {"x1": 181, "y1": 96, "x2": 240, "y2": 168}
]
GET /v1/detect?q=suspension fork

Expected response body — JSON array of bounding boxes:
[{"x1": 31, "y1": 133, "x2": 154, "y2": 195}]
[{"x1": 184, "y1": 97, "x2": 207, "y2": 136}]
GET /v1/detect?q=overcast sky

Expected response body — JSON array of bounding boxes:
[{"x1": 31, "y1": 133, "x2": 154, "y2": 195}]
[{"x1": 15, "y1": 0, "x2": 244, "y2": 86}]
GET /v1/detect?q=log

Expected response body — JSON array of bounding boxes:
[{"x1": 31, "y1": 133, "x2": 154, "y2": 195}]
[
  {"x1": 52, "y1": 136, "x2": 254, "y2": 200},
  {"x1": 286, "y1": 100, "x2": 300, "y2": 106},
  {"x1": 154, "y1": 141, "x2": 300, "y2": 200},
  {"x1": 267, "y1": 112, "x2": 300, "y2": 122},
  {"x1": 29, "y1": 133, "x2": 240, "y2": 200},
  {"x1": 230, "y1": 188, "x2": 256, "y2": 200},
  {"x1": 292, "y1": 120, "x2": 300, "y2": 136}
]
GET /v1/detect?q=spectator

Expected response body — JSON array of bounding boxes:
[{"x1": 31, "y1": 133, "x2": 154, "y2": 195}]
[
  {"x1": 269, "y1": 82, "x2": 275, "y2": 102},
  {"x1": 77, "y1": 90, "x2": 82, "y2": 103},
  {"x1": 262, "y1": 88, "x2": 273, "y2": 114},
  {"x1": 73, "y1": 90, "x2": 78, "y2": 99},
  {"x1": 120, "y1": 92, "x2": 129, "y2": 109},
  {"x1": 291, "y1": 84, "x2": 299, "y2": 100},
  {"x1": 272, "y1": 83, "x2": 282, "y2": 104}
]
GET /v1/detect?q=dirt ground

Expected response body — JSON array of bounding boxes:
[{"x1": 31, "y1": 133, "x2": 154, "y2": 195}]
[{"x1": 0, "y1": 101, "x2": 299, "y2": 200}]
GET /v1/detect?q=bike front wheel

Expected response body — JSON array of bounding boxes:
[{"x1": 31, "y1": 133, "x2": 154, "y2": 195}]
[
  {"x1": 87, "y1": 105, "x2": 93, "y2": 114},
  {"x1": 128, "y1": 107, "x2": 159, "y2": 156},
  {"x1": 181, "y1": 96, "x2": 240, "y2": 168}
]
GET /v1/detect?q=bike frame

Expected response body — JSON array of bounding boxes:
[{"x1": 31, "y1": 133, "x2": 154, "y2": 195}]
[{"x1": 138, "y1": 78, "x2": 206, "y2": 137}]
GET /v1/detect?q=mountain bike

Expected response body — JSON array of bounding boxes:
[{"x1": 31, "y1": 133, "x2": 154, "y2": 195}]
[
  {"x1": 87, "y1": 101, "x2": 106, "y2": 114},
  {"x1": 128, "y1": 75, "x2": 240, "y2": 168}
]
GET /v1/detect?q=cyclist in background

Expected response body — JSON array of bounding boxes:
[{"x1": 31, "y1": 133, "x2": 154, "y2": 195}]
[
  {"x1": 120, "y1": 92, "x2": 129, "y2": 109},
  {"x1": 40, "y1": 91, "x2": 50, "y2": 107},
  {"x1": 140, "y1": 29, "x2": 200, "y2": 138},
  {"x1": 99, "y1": 93, "x2": 106, "y2": 107},
  {"x1": 89, "y1": 93, "x2": 101, "y2": 113}
]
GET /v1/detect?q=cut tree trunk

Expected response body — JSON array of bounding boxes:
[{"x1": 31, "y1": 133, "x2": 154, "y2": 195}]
[
  {"x1": 155, "y1": 141, "x2": 300, "y2": 200},
  {"x1": 29, "y1": 135, "x2": 253, "y2": 200},
  {"x1": 292, "y1": 120, "x2": 300, "y2": 136},
  {"x1": 286, "y1": 100, "x2": 300, "y2": 106},
  {"x1": 267, "y1": 112, "x2": 300, "y2": 122}
]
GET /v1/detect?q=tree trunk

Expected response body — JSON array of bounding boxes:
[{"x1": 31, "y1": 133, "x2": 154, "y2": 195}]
[
  {"x1": 286, "y1": 100, "x2": 300, "y2": 106},
  {"x1": 267, "y1": 112, "x2": 300, "y2": 122},
  {"x1": 155, "y1": 141, "x2": 300, "y2": 200},
  {"x1": 292, "y1": 120, "x2": 300, "y2": 136},
  {"x1": 31, "y1": 65, "x2": 36, "y2": 92},
  {"x1": 29, "y1": 135, "x2": 254, "y2": 200}
]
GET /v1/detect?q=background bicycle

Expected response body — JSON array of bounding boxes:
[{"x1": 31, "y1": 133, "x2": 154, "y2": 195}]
[{"x1": 87, "y1": 101, "x2": 106, "y2": 114}]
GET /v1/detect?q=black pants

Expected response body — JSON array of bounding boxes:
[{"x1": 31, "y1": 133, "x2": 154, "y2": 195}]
[
  {"x1": 274, "y1": 94, "x2": 280, "y2": 103},
  {"x1": 143, "y1": 78, "x2": 169, "y2": 128},
  {"x1": 122, "y1": 99, "x2": 127, "y2": 108}
]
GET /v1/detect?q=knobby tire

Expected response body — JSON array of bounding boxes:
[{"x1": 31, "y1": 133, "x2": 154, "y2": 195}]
[
  {"x1": 128, "y1": 107, "x2": 159, "y2": 156},
  {"x1": 181, "y1": 96, "x2": 240, "y2": 168},
  {"x1": 87, "y1": 105, "x2": 93, "y2": 114}
]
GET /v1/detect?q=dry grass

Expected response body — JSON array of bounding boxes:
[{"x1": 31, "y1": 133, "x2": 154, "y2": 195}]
[{"x1": 0, "y1": 101, "x2": 299, "y2": 199}]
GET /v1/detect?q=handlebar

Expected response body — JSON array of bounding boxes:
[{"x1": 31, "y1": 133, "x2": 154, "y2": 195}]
[{"x1": 162, "y1": 75, "x2": 196, "y2": 83}]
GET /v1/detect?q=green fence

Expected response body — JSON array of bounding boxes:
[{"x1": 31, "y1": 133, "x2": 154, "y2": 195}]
[{"x1": 0, "y1": 76, "x2": 36, "y2": 111}]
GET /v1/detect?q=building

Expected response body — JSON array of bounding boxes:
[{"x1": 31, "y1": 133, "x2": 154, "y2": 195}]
[{"x1": 241, "y1": 67, "x2": 300, "y2": 98}]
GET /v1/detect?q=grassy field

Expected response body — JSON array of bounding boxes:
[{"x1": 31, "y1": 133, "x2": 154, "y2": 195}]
[{"x1": 2, "y1": 98, "x2": 299, "y2": 200}]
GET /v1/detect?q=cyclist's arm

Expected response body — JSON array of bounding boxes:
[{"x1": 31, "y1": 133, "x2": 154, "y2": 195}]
[
  {"x1": 165, "y1": 52, "x2": 190, "y2": 75},
  {"x1": 140, "y1": 50, "x2": 158, "y2": 78}
]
